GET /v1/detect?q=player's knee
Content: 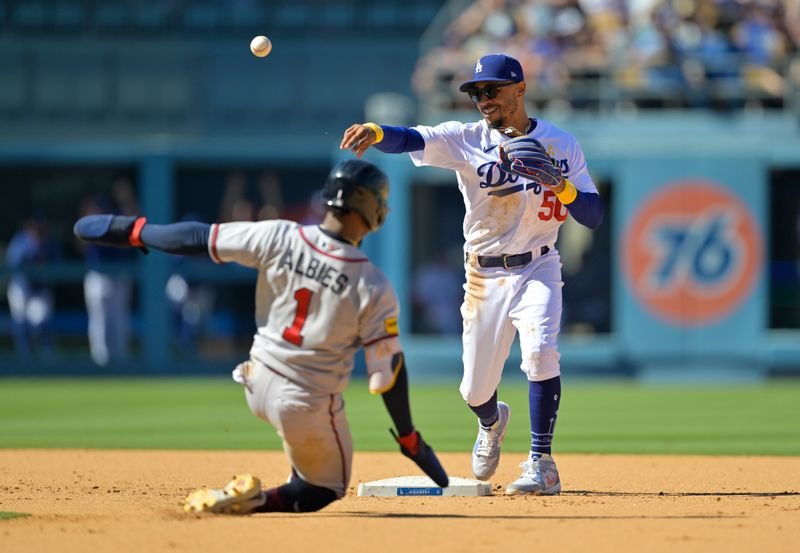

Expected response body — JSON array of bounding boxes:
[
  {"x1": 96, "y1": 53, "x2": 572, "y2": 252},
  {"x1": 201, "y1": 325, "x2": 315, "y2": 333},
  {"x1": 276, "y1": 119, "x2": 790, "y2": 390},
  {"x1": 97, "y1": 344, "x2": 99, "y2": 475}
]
[
  {"x1": 521, "y1": 349, "x2": 561, "y2": 381},
  {"x1": 279, "y1": 476, "x2": 339, "y2": 512},
  {"x1": 460, "y1": 382, "x2": 493, "y2": 407}
]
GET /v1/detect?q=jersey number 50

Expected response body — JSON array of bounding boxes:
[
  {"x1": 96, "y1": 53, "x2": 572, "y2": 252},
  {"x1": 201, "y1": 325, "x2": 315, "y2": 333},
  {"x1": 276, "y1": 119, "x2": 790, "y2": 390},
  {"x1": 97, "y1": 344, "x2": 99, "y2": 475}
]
[{"x1": 538, "y1": 190, "x2": 568, "y2": 222}]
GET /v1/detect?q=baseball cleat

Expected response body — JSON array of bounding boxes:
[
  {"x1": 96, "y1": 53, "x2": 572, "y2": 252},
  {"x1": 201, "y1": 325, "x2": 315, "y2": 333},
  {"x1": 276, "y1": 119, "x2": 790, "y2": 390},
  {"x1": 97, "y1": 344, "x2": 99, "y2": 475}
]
[
  {"x1": 183, "y1": 474, "x2": 265, "y2": 514},
  {"x1": 472, "y1": 401, "x2": 510, "y2": 480},
  {"x1": 505, "y1": 453, "x2": 561, "y2": 495}
]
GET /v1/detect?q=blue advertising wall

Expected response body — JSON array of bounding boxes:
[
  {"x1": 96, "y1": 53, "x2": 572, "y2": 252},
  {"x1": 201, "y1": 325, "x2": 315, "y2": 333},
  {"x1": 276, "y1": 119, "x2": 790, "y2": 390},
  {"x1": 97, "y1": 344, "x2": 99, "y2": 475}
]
[{"x1": 614, "y1": 156, "x2": 767, "y2": 379}]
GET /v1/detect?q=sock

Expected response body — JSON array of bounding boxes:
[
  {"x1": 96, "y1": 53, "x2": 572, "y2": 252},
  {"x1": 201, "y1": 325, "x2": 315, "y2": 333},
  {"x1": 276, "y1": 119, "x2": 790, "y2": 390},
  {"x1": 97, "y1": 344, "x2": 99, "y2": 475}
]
[
  {"x1": 469, "y1": 390, "x2": 499, "y2": 428},
  {"x1": 529, "y1": 376, "x2": 561, "y2": 456},
  {"x1": 256, "y1": 476, "x2": 338, "y2": 513}
]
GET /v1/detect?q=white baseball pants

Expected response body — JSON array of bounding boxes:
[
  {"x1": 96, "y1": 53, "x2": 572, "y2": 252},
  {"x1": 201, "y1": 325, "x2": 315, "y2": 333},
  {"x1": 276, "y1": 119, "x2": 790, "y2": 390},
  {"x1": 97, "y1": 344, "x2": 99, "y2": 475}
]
[
  {"x1": 233, "y1": 360, "x2": 352, "y2": 498},
  {"x1": 459, "y1": 249, "x2": 563, "y2": 406}
]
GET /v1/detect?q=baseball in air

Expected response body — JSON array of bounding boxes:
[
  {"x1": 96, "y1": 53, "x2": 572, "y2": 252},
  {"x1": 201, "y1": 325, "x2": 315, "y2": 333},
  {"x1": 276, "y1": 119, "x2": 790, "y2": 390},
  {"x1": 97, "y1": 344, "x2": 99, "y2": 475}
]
[{"x1": 250, "y1": 35, "x2": 272, "y2": 58}]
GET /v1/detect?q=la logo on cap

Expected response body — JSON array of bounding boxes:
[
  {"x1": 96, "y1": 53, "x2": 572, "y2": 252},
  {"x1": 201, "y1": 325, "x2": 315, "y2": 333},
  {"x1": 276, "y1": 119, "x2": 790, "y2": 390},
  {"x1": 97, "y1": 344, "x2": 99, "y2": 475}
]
[{"x1": 475, "y1": 60, "x2": 483, "y2": 73}]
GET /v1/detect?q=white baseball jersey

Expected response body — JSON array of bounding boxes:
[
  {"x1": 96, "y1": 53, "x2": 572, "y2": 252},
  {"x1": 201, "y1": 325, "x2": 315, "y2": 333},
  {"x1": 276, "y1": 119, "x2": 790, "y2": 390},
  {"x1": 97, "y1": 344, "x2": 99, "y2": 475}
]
[
  {"x1": 410, "y1": 117, "x2": 597, "y2": 256},
  {"x1": 409, "y1": 117, "x2": 596, "y2": 403},
  {"x1": 208, "y1": 220, "x2": 400, "y2": 395}
]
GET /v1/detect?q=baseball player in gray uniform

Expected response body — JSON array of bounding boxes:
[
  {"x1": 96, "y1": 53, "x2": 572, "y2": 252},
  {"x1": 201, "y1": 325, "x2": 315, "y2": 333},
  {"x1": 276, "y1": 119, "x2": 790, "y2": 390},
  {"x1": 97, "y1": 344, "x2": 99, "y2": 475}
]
[
  {"x1": 341, "y1": 54, "x2": 604, "y2": 495},
  {"x1": 73, "y1": 159, "x2": 448, "y2": 514}
]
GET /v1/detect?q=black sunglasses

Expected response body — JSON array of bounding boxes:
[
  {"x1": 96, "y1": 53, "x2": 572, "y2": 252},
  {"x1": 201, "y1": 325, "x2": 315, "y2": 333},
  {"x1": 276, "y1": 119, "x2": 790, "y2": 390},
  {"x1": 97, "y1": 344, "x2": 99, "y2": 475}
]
[{"x1": 465, "y1": 82, "x2": 515, "y2": 102}]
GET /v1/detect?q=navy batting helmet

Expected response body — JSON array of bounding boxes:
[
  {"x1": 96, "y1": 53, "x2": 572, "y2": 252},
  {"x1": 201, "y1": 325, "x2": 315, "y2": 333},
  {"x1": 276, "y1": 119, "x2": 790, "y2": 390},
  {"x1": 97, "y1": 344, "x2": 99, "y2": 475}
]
[{"x1": 322, "y1": 159, "x2": 390, "y2": 231}]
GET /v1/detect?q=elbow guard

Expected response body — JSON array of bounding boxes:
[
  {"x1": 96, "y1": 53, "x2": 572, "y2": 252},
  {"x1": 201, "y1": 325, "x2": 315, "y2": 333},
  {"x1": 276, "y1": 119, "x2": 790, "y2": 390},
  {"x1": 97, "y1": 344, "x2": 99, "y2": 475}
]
[{"x1": 365, "y1": 336, "x2": 403, "y2": 394}]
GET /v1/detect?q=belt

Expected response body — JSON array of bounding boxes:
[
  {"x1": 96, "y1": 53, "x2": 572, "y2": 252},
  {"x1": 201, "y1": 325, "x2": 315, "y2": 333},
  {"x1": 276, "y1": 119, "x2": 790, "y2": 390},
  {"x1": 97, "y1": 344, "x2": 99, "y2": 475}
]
[{"x1": 466, "y1": 245, "x2": 550, "y2": 269}]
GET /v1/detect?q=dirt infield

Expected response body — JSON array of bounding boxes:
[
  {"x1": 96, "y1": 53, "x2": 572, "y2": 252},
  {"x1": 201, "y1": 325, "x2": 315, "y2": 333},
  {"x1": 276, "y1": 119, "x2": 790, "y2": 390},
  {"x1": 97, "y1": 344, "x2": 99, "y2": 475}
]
[{"x1": 1, "y1": 450, "x2": 798, "y2": 553}]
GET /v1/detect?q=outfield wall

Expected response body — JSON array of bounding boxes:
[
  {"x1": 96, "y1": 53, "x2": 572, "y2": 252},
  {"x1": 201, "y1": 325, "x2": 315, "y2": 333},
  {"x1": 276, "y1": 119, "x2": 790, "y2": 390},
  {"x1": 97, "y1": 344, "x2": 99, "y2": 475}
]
[{"x1": 1, "y1": 112, "x2": 799, "y2": 380}]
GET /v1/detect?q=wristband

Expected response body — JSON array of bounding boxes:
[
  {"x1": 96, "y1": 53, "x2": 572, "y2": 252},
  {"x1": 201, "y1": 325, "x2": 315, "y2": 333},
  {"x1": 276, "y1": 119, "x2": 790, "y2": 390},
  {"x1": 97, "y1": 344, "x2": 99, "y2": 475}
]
[
  {"x1": 363, "y1": 122, "x2": 384, "y2": 144},
  {"x1": 555, "y1": 180, "x2": 578, "y2": 205},
  {"x1": 129, "y1": 217, "x2": 147, "y2": 247}
]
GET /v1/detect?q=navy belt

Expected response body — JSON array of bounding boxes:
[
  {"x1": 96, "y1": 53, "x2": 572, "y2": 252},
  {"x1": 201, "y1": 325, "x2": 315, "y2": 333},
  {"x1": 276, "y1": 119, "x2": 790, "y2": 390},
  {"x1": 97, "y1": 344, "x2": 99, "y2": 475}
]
[{"x1": 466, "y1": 245, "x2": 550, "y2": 269}]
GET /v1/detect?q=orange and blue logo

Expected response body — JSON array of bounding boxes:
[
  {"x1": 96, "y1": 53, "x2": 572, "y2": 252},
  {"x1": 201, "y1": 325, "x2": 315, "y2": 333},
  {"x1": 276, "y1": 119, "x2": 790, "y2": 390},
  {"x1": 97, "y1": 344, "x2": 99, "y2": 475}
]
[{"x1": 622, "y1": 180, "x2": 763, "y2": 326}]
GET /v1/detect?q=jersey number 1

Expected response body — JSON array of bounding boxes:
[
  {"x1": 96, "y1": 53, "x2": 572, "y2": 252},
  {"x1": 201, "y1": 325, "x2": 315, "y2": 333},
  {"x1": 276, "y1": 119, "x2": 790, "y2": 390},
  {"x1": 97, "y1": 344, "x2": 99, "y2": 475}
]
[{"x1": 282, "y1": 288, "x2": 313, "y2": 346}]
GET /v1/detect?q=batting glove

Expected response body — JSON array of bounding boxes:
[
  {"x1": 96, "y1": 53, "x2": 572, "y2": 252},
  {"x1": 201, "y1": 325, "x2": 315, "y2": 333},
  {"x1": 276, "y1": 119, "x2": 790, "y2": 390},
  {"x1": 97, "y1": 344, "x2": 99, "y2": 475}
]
[{"x1": 74, "y1": 214, "x2": 149, "y2": 254}]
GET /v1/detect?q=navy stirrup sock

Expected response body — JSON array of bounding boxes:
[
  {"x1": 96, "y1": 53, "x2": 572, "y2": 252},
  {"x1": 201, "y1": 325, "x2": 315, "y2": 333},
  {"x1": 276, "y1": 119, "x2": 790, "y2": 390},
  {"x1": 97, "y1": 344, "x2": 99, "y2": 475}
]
[
  {"x1": 469, "y1": 390, "x2": 499, "y2": 429},
  {"x1": 257, "y1": 476, "x2": 338, "y2": 513},
  {"x1": 529, "y1": 376, "x2": 561, "y2": 456}
]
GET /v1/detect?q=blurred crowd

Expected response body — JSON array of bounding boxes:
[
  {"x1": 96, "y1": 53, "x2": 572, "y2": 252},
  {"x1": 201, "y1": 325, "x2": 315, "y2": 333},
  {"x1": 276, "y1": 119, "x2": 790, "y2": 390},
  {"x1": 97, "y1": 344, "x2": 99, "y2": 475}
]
[{"x1": 414, "y1": 0, "x2": 800, "y2": 111}]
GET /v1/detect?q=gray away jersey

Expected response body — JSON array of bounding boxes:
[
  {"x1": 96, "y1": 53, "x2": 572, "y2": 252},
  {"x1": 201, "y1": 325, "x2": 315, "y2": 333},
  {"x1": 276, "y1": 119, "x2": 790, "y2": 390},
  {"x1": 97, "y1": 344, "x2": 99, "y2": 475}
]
[{"x1": 208, "y1": 220, "x2": 400, "y2": 394}]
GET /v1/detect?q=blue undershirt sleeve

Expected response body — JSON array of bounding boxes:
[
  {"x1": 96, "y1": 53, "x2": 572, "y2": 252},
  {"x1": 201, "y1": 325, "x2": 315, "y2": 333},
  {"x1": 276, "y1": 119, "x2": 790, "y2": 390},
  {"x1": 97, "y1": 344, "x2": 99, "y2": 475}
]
[
  {"x1": 565, "y1": 191, "x2": 604, "y2": 230},
  {"x1": 139, "y1": 222, "x2": 212, "y2": 256},
  {"x1": 373, "y1": 125, "x2": 425, "y2": 154}
]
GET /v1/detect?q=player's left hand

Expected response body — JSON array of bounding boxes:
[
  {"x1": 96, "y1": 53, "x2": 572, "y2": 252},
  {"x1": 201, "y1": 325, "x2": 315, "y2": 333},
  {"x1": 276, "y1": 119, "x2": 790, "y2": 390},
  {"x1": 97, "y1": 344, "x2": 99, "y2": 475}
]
[
  {"x1": 499, "y1": 137, "x2": 564, "y2": 190},
  {"x1": 390, "y1": 429, "x2": 449, "y2": 487},
  {"x1": 340, "y1": 124, "x2": 377, "y2": 158}
]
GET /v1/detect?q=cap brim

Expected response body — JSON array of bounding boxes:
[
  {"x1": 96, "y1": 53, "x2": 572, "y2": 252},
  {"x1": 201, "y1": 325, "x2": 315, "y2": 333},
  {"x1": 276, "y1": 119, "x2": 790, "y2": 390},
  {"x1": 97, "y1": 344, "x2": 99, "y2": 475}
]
[{"x1": 458, "y1": 77, "x2": 519, "y2": 92}]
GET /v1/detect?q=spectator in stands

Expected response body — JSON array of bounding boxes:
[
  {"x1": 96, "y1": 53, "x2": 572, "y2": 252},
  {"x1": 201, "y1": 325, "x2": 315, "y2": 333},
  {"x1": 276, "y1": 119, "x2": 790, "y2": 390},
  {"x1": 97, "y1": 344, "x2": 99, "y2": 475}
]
[
  {"x1": 412, "y1": 0, "x2": 799, "y2": 111},
  {"x1": 79, "y1": 180, "x2": 137, "y2": 367},
  {"x1": 218, "y1": 170, "x2": 249, "y2": 223},
  {"x1": 732, "y1": 1, "x2": 794, "y2": 101},
  {"x1": 5, "y1": 214, "x2": 58, "y2": 359},
  {"x1": 257, "y1": 170, "x2": 284, "y2": 221}
]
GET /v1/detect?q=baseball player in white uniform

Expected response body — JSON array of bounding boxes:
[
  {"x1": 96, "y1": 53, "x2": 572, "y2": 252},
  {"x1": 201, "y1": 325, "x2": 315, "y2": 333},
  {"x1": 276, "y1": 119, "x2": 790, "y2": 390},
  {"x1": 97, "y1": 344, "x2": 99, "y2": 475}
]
[
  {"x1": 341, "y1": 54, "x2": 603, "y2": 495},
  {"x1": 73, "y1": 159, "x2": 448, "y2": 514}
]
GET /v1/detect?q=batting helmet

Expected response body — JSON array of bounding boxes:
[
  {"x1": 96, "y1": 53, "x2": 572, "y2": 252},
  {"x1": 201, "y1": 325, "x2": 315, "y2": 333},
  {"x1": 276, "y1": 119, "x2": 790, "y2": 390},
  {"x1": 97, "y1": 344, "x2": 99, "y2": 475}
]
[{"x1": 322, "y1": 159, "x2": 390, "y2": 231}]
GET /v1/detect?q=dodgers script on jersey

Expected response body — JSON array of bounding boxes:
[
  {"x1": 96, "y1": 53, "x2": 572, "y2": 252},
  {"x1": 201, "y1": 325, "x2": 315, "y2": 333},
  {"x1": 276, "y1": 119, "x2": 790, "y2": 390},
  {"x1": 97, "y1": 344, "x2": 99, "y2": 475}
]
[
  {"x1": 208, "y1": 220, "x2": 399, "y2": 394},
  {"x1": 409, "y1": 118, "x2": 598, "y2": 256}
]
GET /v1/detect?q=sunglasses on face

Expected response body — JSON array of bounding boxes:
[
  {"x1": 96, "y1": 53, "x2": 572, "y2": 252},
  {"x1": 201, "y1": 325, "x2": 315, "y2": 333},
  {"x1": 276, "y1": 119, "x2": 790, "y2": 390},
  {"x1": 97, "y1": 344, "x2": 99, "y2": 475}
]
[{"x1": 465, "y1": 82, "x2": 515, "y2": 102}]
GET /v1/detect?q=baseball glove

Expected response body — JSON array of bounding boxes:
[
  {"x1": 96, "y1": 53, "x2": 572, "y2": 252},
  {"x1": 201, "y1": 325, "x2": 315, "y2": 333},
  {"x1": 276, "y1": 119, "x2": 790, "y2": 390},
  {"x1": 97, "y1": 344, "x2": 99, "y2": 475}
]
[
  {"x1": 499, "y1": 137, "x2": 562, "y2": 188},
  {"x1": 390, "y1": 429, "x2": 449, "y2": 487}
]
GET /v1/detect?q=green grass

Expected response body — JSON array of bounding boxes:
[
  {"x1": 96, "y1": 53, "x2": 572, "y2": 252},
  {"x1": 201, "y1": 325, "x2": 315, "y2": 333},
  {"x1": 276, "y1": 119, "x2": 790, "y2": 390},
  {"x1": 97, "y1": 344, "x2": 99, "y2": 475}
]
[
  {"x1": 0, "y1": 512, "x2": 31, "y2": 520},
  {"x1": 0, "y1": 378, "x2": 798, "y2": 455}
]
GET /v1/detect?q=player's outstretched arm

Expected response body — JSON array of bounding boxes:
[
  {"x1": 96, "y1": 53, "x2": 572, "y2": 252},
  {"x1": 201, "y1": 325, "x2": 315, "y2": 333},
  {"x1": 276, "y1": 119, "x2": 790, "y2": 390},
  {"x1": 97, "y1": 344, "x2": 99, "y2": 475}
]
[
  {"x1": 340, "y1": 124, "x2": 425, "y2": 157},
  {"x1": 376, "y1": 353, "x2": 449, "y2": 487},
  {"x1": 74, "y1": 214, "x2": 211, "y2": 256}
]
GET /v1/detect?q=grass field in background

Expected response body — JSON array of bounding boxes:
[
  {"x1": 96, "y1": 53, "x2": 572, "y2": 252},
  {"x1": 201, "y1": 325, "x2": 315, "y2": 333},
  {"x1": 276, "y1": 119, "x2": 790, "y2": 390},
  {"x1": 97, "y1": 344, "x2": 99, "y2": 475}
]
[
  {"x1": 0, "y1": 378, "x2": 799, "y2": 455},
  {"x1": 0, "y1": 512, "x2": 30, "y2": 520}
]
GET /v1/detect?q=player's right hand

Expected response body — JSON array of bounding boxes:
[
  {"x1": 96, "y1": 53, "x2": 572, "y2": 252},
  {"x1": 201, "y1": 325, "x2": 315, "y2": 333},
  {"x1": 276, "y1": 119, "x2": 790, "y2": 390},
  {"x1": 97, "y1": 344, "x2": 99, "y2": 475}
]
[
  {"x1": 340, "y1": 124, "x2": 377, "y2": 158},
  {"x1": 390, "y1": 429, "x2": 449, "y2": 488}
]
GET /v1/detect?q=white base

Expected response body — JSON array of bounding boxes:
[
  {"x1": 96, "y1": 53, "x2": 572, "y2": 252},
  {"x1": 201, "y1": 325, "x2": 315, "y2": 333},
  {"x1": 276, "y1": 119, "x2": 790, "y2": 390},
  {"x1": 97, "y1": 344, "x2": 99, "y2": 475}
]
[{"x1": 357, "y1": 476, "x2": 491, "y2": 497}]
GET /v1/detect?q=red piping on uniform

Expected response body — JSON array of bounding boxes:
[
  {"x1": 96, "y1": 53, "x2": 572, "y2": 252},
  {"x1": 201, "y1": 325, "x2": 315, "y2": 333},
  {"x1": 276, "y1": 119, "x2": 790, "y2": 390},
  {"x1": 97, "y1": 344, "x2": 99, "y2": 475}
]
[
  {"x1": 209, "y1": 224, "x2": 221, "y2": 263},
  {"x1": 298, "y1": 227, "x2": 368, "y2": 263},
  {"x1": 328, "y1": 394, "x2": 348, "y2": 493},
  {"x1": 363, "y1": 334, "x2": 399, "y2": 347}
]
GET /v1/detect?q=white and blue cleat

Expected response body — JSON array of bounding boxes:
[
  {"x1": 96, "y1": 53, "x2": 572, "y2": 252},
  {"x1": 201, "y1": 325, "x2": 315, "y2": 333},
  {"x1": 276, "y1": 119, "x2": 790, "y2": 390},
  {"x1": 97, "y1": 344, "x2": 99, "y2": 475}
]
[
  {"x1": 505, "y1": 453, "x2": 561, "y2": 495},
  {"x1": 471, "y1": 401, "x2": 510, "y2": 481}
]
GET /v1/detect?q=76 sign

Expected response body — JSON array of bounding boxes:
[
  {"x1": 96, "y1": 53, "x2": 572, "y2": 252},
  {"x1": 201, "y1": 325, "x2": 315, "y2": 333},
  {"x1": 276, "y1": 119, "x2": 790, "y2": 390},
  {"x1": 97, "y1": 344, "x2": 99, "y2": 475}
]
[{"x1": 624, "y1": 182, "x2": 762, "y2": 326}]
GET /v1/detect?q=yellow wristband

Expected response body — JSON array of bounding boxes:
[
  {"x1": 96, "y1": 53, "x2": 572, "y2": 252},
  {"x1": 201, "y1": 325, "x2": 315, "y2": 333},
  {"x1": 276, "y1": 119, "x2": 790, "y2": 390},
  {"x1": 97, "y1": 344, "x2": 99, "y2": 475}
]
[
  {"x1": 555, "y1": 179, "x2": 578, "y2": 205},
  {"x1": 363, "y1": 122, "x2": 384, "y2": 144}
]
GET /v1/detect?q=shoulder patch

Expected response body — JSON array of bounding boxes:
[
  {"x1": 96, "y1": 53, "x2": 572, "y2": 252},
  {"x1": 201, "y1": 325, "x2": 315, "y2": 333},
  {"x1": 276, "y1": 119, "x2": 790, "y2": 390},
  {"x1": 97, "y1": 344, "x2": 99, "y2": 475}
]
[{"x1": 384, "y1": 317, "x2": 398, "y2": 335}]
